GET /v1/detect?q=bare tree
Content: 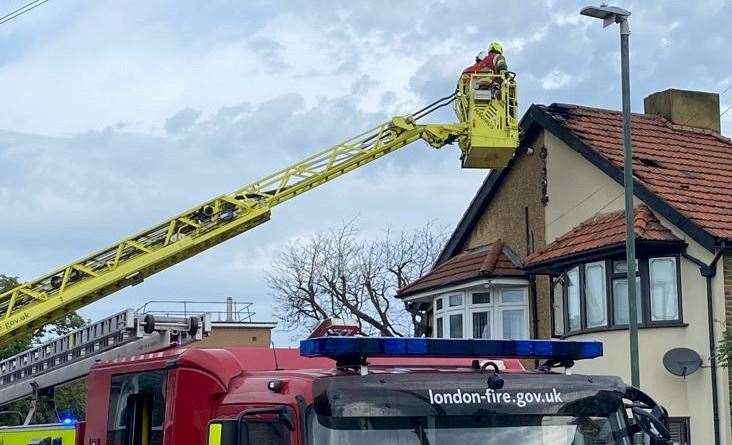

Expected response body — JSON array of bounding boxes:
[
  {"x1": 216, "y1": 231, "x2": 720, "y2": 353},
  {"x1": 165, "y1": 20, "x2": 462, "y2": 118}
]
[{"x1": 267, "y1": 221, "x2": 445, "y2": 338}]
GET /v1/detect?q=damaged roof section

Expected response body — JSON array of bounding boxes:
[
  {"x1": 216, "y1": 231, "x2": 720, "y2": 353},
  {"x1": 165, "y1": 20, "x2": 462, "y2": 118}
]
[
  {"x1": 524, "y1": 205, "x2": 684, "y2": 270},
  {"x1": 540, "y1": 103, "x2": 732, "y2": 241},
  {"x1": 398, "y1": 240, "x2": 525, "y2": 299}
]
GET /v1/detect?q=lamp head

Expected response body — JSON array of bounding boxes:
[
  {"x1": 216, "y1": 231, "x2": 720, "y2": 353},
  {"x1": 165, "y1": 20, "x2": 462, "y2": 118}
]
[{"x1": 580, "y1": 5, "x2": 631, "y2": 27}]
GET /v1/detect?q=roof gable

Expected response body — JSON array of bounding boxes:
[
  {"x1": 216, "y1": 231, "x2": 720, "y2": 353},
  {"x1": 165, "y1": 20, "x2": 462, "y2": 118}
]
[
  {"x1": 436, "y1": 167, "x2": 513, "y2": 264},
  {"x1": 439, "y1": 103, "x2": 729, "y2": 263},
  {"x1": 539, "y1": 104, "x2": 732, "y2": 241}
]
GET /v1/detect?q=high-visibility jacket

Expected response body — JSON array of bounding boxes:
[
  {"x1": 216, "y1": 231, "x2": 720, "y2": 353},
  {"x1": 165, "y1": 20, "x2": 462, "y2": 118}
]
[{"x1": 462, "y1": 52, "x2": 508, "y2": 74}]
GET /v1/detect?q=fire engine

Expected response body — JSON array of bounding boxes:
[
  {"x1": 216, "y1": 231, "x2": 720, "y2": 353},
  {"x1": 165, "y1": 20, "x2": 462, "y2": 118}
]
[{"x1": 2, "y1": 326, "x2": 671, "y2": 444}]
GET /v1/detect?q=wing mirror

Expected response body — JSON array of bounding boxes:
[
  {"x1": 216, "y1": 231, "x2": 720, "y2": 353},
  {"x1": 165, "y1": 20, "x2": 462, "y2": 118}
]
[
  {"x1": 623, "y1": 386, "x2": 671, "y2": 443},
  {"x1": 630, "y1": 406, "x2": 671, "y2": 443}
]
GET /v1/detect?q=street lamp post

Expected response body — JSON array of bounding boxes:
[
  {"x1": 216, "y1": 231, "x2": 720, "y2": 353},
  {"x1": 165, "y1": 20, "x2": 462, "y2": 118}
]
[{"x1": 580, "y1": 5, "x2": 640, "y2": 389}]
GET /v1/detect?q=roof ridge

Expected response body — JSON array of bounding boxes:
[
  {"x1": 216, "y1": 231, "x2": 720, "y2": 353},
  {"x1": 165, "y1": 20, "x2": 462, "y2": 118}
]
[
  {"x1": 633, "y1": 205, "x2": 652, "y2": 238},
  {"x1": 546, "y1": 103, "x2": 658, "y2": 119},
  {"x1": 664, "y1": 120, "x2": 732, "y2": 143},
  {"x1": 479, "y1": 240, "x2": 504, "y2": 274},
  {"x1": 585, "y1": 207, "x2": 625, "y2": 224},
  {"x1": 547, "y1": 103, "x2": 731, "y2": 143}
]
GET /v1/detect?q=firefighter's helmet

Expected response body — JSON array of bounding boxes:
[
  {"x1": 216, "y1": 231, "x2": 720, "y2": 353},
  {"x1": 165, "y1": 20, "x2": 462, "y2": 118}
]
[{"x1": 489, "y1": 41, "x2": 503, "y2": 54}]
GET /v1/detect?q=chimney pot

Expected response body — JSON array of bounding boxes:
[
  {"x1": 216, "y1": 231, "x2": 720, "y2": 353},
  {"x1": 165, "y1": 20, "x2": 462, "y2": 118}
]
[{"x1": 644, "y1": 89, "x2": 720, "y2": 132}]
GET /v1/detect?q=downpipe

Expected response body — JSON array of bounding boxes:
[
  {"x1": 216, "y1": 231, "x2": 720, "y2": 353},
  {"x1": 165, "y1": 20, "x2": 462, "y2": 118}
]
[{"x1": 683, "y1": 243, "x2": 725, "y2": 445}]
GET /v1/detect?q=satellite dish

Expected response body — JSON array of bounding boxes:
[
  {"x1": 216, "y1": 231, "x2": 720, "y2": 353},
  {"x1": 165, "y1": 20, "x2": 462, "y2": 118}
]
[{"x1": 663, "y1": 348, "x2": 702, "y2": 377}]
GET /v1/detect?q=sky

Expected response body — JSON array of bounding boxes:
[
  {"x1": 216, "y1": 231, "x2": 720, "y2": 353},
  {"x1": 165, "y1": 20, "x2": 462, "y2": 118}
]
[{"x1": 1, "y1": 0, "x2": 730, "y2": 345}]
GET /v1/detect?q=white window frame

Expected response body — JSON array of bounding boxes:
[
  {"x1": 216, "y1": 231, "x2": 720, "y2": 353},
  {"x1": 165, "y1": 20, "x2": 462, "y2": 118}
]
[
  {"x1": 433, "y1": 287, "x2": 530, "y2": 340},
  {"x1": 496, "y1": 288, "x2": 529, "y2": 340},
  {"x1": 470, "y1": 290, "x2": 492, "y2": 306},
  {"x1": 466, "y1": 288, "x2": 529, "y2": 340},
  {"x1": 433, "y1": 296, "x2": 445, "y2": 338},
  {"x1": 434, "y1": 292, "x2": 467, "y2": 339},
  {"x1": 447, "y1": 293, "x2": 464, "y2": 308}
]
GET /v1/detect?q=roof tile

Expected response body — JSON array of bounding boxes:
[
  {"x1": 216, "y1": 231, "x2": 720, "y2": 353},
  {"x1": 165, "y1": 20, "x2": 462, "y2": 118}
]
[
  {"x1": 397, "y1": 240, "x2": 524, "y2": 298},
  {"x1": 524, "y1": 205, "x2": 681, "y2": 267}
]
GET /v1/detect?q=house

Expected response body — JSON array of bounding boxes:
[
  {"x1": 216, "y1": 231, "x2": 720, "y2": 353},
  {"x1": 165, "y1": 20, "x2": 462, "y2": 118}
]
[{"x1": 398, "y1": 88, "x2": 731, "y2": 444}]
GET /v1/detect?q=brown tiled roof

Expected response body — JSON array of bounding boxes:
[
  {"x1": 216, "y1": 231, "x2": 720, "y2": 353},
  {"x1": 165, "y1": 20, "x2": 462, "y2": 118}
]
[
  {"x1": 524, "y1": 205, "x2": 681, "y2": 267},
  {"x1": 540, "y1": 104, "x2": 732, "y2": 240},
  {"x1": 397, "y1": 240, "x2": 524, "y2": 298}
]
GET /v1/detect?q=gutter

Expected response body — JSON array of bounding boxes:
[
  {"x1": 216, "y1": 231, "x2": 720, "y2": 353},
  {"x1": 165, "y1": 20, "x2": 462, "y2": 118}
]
[{"x1": 682, "y1": 242, "x2": 725, "y2": 445}]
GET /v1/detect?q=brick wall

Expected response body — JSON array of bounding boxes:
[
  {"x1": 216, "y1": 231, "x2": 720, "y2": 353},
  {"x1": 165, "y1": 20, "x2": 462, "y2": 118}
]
[
  {"x1": 191, "y1": 326, "x2": 272, "y2": 348},
  {"x1": 458, "y1": 141, "x2": 551, "y2": 338}
]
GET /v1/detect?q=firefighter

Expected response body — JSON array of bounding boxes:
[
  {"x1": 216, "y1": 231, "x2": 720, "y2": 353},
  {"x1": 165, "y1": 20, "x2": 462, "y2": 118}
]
[
  {"x1": 458, "y1": 42, "x2": 508, "y2": 99},
  {"x1": 463, "y1": 41, "x2": 508, "y2": 75}
]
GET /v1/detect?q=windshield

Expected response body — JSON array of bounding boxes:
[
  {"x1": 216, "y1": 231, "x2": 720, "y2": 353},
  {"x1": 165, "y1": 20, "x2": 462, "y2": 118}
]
[{"x1": 310, "y1": 410, "x2": 632, "y2": 445}]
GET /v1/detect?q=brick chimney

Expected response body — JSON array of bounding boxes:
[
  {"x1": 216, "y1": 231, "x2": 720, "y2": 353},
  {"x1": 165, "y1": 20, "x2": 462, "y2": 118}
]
[{"x1": 644, "y1": 89, "x2": 720, "y2": 133}]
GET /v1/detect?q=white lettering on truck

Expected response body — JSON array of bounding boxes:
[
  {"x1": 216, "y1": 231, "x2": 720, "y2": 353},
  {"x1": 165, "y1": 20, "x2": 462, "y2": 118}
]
[{"x1": 428, "y1": 388, "x2": 562, "y2": 408}]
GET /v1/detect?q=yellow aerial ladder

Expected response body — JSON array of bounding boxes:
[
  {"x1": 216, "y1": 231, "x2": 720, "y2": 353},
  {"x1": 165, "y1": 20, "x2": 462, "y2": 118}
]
[{"x1": 0, "y1": 72, "x2": 518, "y2": 345}]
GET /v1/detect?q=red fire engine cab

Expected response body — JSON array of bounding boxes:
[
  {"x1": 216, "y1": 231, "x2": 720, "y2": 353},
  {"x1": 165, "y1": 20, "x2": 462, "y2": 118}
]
[{"x1": 76, "y1": 335, "x2": 671, "y2": 445}]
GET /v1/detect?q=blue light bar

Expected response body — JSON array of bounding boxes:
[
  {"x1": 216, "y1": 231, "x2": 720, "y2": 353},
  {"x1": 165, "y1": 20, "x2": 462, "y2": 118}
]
[{"x1": 300, "y1": 337, "x2": 602, "y2": 361}]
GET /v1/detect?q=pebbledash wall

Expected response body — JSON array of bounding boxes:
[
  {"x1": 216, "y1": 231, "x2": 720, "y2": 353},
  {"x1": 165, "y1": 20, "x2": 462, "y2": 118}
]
[
  {"x1": 542, "y1": 130, "x2": 731, "y2": 445},
  {"x1": 458, "y1": 133, "x2": 552, "y2": 340}
]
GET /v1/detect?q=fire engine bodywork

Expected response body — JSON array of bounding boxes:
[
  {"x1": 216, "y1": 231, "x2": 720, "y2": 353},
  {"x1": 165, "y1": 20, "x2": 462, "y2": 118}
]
[{"x1": 83, "y1": 347, "x2": 524, "y2": 444}]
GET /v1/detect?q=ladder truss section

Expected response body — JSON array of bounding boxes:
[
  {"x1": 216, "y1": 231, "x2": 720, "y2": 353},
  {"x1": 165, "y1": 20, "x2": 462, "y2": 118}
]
[
  {"x1": 0, "y1": 310, "x2": 210, "y2": 406},
  {"x1": 0, "y1": 100, "x2": 465, "y2": 344}
]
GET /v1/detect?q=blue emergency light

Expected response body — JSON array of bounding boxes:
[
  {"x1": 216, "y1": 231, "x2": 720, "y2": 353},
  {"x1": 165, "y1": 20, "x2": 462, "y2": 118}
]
[{"x1": 300, "y1": 337, "x2": 602, "y2": 361}]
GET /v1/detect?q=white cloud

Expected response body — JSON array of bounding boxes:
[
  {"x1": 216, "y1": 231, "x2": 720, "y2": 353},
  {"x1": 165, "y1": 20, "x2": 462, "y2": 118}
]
[{"x1": 541, "y1": 68, "x2": 574, "y2": 90}]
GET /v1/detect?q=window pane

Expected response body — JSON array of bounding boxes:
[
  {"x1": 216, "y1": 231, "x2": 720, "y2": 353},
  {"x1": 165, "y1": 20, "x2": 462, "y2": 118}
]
[
  {"x1": 472, "y1": 311, "x2": 491, "y2": 339},
  {"x1": 667, "y1": 417, "x2": 690, "y2": 445},
  {"x1": 501, "y1": 289, "x2": 526, "y2": 304},
  {"x1": 471, "y1": 292, "x2": 491, "y2": 305},
  {"x1": 585, "y1": 263, "x2": 607, "y2": 328},
  {"x1": 650, "y1": 258, "x2": 678, "y2": 321},
  {"x1": 243, "y1": 422, "x2": 290, "y2": 445},
  {"x1": 449, "y1": 314, "x2": 463, "y2": 338},
  {"x1": 613, "y1": 277, "x2": 642, "y2": 325},
  {"x1": 449, "y1": 294, "x2": 463, "y2": 307},
  {"x1": 435, "y1": 317, "x2": 443, "y2": 338},
  {"x1": 553, "y1": 279, "x2": 564, "y2": 336},
  {"x1": 613, "y1": 260, "x2": 627, "y2": 274},
  {"x1": 502, "y1": 309, "x2": 526, "y2": 340},
  {"x1": 567, "y1": 268, "x2": 580, "y2": 332},
  {"x1": 107, "y1": 371, "x2": 167, "y2": 445},
  {"x1": 435, "y1": 298, "x2": 443, "y2": 311},
  {"x1": 613, "y1": 259, "x2": 638, "y2": 275}
]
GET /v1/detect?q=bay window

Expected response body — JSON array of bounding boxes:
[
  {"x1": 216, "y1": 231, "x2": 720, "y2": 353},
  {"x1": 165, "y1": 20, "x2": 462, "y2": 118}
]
[
  {"x1": 433, "y1": 287, "x2": 529, "y2": 340},
  {"x1": 559, "y1": 255, "x2": 682, "y2": 336}
]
